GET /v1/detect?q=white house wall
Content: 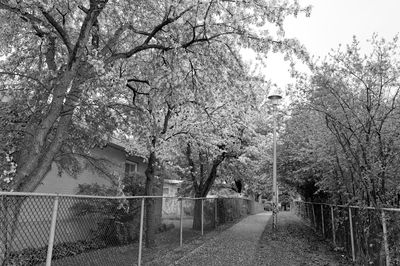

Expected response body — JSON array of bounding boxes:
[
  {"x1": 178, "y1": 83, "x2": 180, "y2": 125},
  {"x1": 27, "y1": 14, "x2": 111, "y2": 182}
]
[
  {"x1": 10, "y1": 146, "x2": 128, "y2": 251},
  {"x1": 36, "y1": 145, "x2": 126, "y2": 195}
]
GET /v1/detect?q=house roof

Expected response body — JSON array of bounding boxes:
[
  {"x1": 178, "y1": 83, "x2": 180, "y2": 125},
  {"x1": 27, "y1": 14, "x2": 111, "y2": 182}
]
[
  {"x1": 164, "y1": 179, "x2": 183, "y2": 184},
  {"x1": 107, "y1": 137, "x2": 147, "y2": 161}
]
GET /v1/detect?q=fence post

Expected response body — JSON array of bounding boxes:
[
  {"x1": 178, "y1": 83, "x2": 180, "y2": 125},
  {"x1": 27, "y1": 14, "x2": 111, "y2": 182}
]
[
  {"x1": 180, "y1": 197, "x2": 183, "y2": 247},
  {"x1": 201, "y1": 199, "x2": 204, "y2": 236},
  {"x1": 298, "y1": 202, "x2": 301, "y2": 216},
  {"x1": 46, "y1": 195, "x2": 59, "y2": 266},
  {"x1": 138, "y1": 197, "x2": 145, "y2": 266},
  {"x1": 321, "y1": 204, "x2": 325, "y2": 238},
  {"x1": 297, "y1": 202, "x2": 300, "y2": 215},
  {"x1": 381, "y1": 210, "x2": 390, "y2": 266},
  {"x1": 214, "y1": 198, "x2": 218, "y2": 228},
  {"x1": 331, "y1": 205, "x2": 336, "y2": 246},
  {"x1": 301, "y1": 202, "x2": 304, "y2": 218},
  {"x1": 348, "y1": 207, "x2": 356, "y2": 262},
  {"x1": 312, "y1": 203, "x2": 317, "y2": 230}
]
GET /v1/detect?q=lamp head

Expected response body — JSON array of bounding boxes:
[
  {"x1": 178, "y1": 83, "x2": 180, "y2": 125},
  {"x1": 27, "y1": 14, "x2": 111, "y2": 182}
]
[
  {"x1": 267, "y1": 83, "x2": 283, "y2": 105},
  {"x1": 268, "y1": 94, "x2": 282, "y2": 105},
  {"x1": 267, "y1": 94, "x2": 282, "y2": 100}
]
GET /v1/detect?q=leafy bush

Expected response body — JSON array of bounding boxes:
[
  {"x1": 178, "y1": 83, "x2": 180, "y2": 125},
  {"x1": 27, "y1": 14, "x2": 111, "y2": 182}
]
[
  {"x1": 71, "y1": 174, "x2": 145, "y2": 245},
  {"x1": 216, "y1": 199, "x2": 237, "y2": 224},
  {"x1": 7, "y1": 239, "x2": 107, "y2": 266},
  {"x1": 263, "y1": 202, "x2": 273, "y2": 211}
]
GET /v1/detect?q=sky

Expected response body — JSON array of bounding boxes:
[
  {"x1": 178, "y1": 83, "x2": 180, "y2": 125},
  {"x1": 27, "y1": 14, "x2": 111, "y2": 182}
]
[{"x1": 259, "y1": 0, "x2": 400, "y2": 90}]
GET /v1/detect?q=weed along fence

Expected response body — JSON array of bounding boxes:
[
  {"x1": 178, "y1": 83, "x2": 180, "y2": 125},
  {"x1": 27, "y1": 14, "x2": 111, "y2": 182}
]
[
  {"x1": 292, "y1": 201, "x2": 400, "y2": 265},
  {"x1": 0, "y1": 192, "x2": 263, "y2": 266}
]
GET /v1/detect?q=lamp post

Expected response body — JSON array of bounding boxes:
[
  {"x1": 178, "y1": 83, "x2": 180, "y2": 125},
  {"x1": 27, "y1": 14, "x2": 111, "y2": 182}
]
[{"x1": 268, "y1": 93, "x2": 282, "y2": 230}]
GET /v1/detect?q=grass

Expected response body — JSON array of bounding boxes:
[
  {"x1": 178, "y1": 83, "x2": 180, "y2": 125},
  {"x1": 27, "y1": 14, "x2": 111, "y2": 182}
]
[{"x1": 47, "y1": 218, "x2": 240, "y2": 266}]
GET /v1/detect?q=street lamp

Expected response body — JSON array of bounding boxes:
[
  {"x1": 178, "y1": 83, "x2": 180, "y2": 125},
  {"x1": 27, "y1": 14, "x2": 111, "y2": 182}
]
[{"x1": 268, "y1": 92, "x2": 282, "y2": 230}]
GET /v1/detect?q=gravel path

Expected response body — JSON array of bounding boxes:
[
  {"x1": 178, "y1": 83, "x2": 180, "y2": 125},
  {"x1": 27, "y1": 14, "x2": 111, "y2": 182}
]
[{"x1": 172, "y1": 212, "x2": 271, "y2": 266}]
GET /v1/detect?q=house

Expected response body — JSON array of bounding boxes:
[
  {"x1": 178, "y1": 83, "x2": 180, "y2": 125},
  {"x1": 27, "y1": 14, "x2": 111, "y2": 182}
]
[
  {"x1": 11, "y1": 140, "x2": 163, "y2": 252},
  {"x1": 163, "y1": 179, "x2": 182, "y2": 197},
  {"x1": 162, "y1": 179, "x2": 185, "y2": 218},
  {"x1": 35, "y1": 141, "x2": 148, "y2": 195}
]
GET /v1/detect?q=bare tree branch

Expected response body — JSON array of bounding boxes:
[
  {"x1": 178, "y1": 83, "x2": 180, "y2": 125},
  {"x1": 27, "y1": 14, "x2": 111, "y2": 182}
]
[
  {"x1": 108, "y1": 4, "x2": 195, "y2": 61},
  {"x1": 40, "y1": 8, "x2": 73, "y2": 53},
  {"x1": 68, "y1": 0, "x2": 107, "y2": 69}
]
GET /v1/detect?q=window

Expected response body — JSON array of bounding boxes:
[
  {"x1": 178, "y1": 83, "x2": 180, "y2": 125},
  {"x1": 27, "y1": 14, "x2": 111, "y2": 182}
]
[
  {"x1": 125, "y1": 161, "x2": 138, "y2": 176},
  {"x1": 163, "y1": 187, "x2": 169, "y2": 195}
]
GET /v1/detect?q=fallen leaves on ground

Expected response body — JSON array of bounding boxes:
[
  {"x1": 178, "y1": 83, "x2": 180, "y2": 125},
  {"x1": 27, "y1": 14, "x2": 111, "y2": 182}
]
[{"x1": 253, "y1": 212, "x2": 351, "y2": 266}]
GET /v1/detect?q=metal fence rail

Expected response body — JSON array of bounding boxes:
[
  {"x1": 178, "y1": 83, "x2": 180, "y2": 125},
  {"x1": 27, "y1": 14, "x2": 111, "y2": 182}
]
[
  {"x1": 0, "y1": 192, "x2": 263, "y2": 266},
  {"x1": 292, "y1": 201, "x2": 400, "y2": 266}
]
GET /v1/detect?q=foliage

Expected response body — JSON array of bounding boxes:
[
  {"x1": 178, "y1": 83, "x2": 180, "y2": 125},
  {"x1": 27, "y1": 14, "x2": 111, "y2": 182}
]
[
  {"x1": 71, "y1": 175, "x2": 145, "y2": 245},
  {"x1": 278, "y1": 34, "x2": 400, "y2": 264},
  {"x1": 7, "y1": 239, "x2": 108, "y2": 266},
  {"x1": 279, "y1": 105, "x2": 335, "y2": 201},
  {"x1": 0, "y1": 0, "x2": 311, "y2": 249},
  {"x1": 282, "y1": 35, "x2": 400, "y2": 207},
  {"x1": 0, "y1": 0, "x2": 310, "y2": 193},
  {"x1": 0, "y1": 151, "x2": 17, "y2": 191}
]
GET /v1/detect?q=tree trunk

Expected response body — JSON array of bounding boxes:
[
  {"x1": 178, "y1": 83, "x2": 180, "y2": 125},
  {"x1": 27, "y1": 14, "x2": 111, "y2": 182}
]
[
  {"x1": 1, "y1": 80, "x2": 82, "y2": 264},
  {"x1": 1, "y1": 4, "x2": 105, "y2": 263},
  {"x1": 192, "y1": 197, "x2": 203, "y2": 230},
  {"x1": 0, "y1": 196, "x2": 24, "y2": 266},
  {"x1": 144, "y1": 150, "x2": 156, "y2": 248},
  {"x1": 191, "y1": 154, "x2": 226, "y2": 230},
  {"x1": 14, "y1": 70, "x2": 75, "y2": 189},
  {"x1": 14, "y1": 77, "x2": 82, "y2": 192}
]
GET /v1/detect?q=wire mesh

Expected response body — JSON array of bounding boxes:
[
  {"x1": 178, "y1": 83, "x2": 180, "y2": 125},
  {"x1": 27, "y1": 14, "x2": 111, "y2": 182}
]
[
  {"x1": 50, "y1": 197, "x2": 142, "y2": 266},
  {"x1": 386, "y1": 210, "x2": 400, "y2": 265},
  {"x1": 295, "y1": 201, "x2": 400, "y2": 265},
  {"x1": 202, "y1": 198, "x2": 217, "y2": 232},
  {"x1": 1, "y1": 194, "x2": 54, "y2": 265},
  {"x1": 0, "y1": 194, "x2": 263, "y2": 266}
]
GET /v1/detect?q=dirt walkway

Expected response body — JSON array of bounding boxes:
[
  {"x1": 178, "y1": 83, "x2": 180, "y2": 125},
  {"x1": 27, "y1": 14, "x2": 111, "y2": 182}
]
[
  {"x1": 253, "y1": 212, "x2": 351, "y2": 266},
  {"x1": 172, "y1": 212, "x2": 270, "y2": 266},
  {"x1": 165, "y1": 211, "x2": 351, "y2": 266}
]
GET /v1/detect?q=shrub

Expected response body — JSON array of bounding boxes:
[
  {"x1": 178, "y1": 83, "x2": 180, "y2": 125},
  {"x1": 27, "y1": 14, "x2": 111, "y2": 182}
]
[
  {"x1": 263, "y1": 202, "x2": 273, "y2": 211},
  {"x1": 71, "y1": 174, "x2": 145, "y2": 245},
  {"x1": 7, "y1": 239, "x2": 107, "y2": 266}
]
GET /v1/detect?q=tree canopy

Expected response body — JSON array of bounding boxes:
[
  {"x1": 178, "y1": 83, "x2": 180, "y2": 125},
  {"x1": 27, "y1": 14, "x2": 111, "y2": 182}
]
[
  {"x1": 0, "y1": 0, "x2": 309, "y2": 193},
  {"x1": 281, "y1": 35, "x2": 400, "y2": 207},
  {"x1": 0, "y1": 0, "x2": 312, "y2": 248}
]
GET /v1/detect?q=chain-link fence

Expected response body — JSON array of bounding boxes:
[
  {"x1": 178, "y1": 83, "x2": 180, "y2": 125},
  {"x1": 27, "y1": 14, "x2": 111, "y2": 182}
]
[
  {"x1": 0, "y1": 192, "x2": 263, "y2": 266},
  {"x1": 292, "y1": 201, "x2": 400, "y2": 265}
]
